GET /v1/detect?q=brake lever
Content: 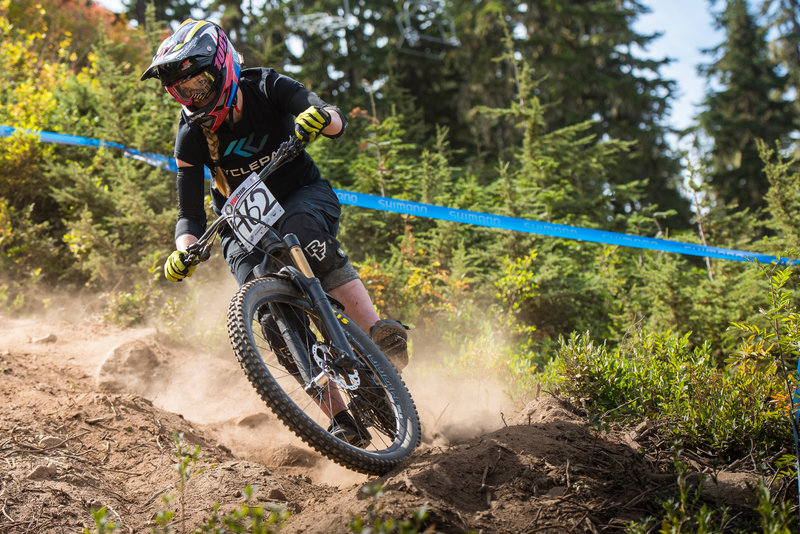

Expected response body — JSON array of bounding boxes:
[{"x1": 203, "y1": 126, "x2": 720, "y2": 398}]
[{"x1": 184, "y1": 242, "x2": 210, "y2": 265}]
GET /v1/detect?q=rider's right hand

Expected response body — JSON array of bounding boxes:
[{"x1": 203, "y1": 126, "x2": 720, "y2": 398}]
[
  {"x1": 164, "y1": 250, "x2": 196, "y2": 282},
  {"x1": 294, "y1": 106, "x2": 332, "y2": 143}
]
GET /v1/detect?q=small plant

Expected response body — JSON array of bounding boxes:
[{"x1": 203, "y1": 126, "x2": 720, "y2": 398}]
[
  {"x1": 84, "y1": 507, "x2": 120, "y2": 534},
  {"x1": 193, "y1": 486, "x2": 289, "y2": 534},
  {"x1": 156, "y1": 431, "x2": 205, "y2": 534},
  {"x1": 754, "y1": 484, "x2": 794, "y2": 533},
  {"x1": 86, "y1": 432, "x2": 289, "y2": 534},
  {"x1": 626, "y1": 456, "x2": 729, "y2": 533},
  {"x1": 150, "y1": 496, "x2": 175, "y2": 533},
  {"x1": 348, "y1": 484, "x2": 430, "y2": 534},
  {"x1": 104, "y1": 284, "x2": 156, "y2": 326}
]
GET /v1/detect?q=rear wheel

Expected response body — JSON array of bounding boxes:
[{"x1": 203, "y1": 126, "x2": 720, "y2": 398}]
[{"x1": 227, "y1": 276, "x2": 420, "y2": 475}]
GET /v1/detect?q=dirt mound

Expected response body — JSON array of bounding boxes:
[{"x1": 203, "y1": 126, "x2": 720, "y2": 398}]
[
  {"x1": 287, "y1": 398, "x2": 653, "y2": 533},
  {"x1": 0, "y1": 313, "x2": 763, "y2": 532}
]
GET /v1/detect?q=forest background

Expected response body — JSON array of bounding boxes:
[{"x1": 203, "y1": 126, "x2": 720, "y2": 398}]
[{"x1": 2, "y1": 0, "x2": 800, "y2": 528}]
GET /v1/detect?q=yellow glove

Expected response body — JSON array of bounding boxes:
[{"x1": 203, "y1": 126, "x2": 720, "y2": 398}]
[
  {"x1": 294, "y1": 106, "x2": 332, "y2": 142},
  {"x1": 164, "y1": 250, "x2": 196, "y2": 282}
]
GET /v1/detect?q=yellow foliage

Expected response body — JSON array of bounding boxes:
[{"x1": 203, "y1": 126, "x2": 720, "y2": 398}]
[{"x1": 0, "y1": 0, "x2": 71, "y2": 129}]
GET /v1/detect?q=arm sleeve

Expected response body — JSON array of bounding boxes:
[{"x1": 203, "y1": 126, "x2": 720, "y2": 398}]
[
  {"x1": 266, "y1": 71, "x2": 347, "y2": 138},
  {"x1": 174, "y1": 164, "x2": 207, "y2": 241}
]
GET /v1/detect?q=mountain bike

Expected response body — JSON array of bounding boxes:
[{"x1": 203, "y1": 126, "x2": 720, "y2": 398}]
[{"x1": 181, "y1": 137, "x2": 420, "y2": 475}]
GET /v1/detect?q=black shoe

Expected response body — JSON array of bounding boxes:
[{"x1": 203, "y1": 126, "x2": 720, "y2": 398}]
[
  {"x1": 328, "y1": 411, "x2": 371, "y2": 448},
  {"x1": 370, "y1": 319, "x2": 409, "y2": 371}
]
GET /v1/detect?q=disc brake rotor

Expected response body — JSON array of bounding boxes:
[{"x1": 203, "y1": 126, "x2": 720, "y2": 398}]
[{"x1": 312, "y1": 343, "x2": 360, "y2": 390}]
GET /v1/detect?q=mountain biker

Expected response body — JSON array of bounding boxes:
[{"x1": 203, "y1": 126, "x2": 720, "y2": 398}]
[{"x1": 141, "y1": 19, "x2": 408, "y2": 446}]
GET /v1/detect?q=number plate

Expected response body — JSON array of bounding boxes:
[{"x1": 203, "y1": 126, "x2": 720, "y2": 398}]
[{"x1": 222, "y1": 173, "x2": 284, "y2": 252}]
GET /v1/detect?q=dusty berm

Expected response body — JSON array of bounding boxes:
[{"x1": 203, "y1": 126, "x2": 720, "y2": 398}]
[{"x1": 0, "y1": 314, "x2": 763, "y2": 533}]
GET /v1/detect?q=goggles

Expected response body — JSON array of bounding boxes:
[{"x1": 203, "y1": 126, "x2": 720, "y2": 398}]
[{"x1": 165, "y1": 70, "x2": 217, "y2": 106}]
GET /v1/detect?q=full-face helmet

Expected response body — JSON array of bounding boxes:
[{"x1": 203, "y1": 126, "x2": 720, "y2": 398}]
[{"x1": 141, "y1": 19, "x2": 241, "y2": 131}]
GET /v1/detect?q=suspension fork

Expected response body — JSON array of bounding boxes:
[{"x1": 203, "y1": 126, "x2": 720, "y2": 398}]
[{"x1": 283, "y1": 234, "x2": 359, "y2": 371}]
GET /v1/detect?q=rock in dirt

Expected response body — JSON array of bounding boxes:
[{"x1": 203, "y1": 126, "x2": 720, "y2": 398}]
[
  {"x1": 237, "y1": 413, "x2": 271, "y2": 428},
  {"x1": 511, "y1": 395, "x2": 582, "y2": 425},
  {"x1": 271, "y1": 445, "x2": 318, "y2": 467},
  {"x1": 27, "y1": 462, "x2": 58, "y2": 480},
  {"x1": 701, "y1": 471, "x2": 764, "y2": 507},
  {"x1": 31, "y1": 333, "x2": 57, "y2": 344},
  {"x1": 38, "y1": 435, "x2": 64, "y2": 448},
  {"x1": 96, "y1": 339, "x2": 163, "y2": 394},
  {"x1": 267, "y1": 487, "x2": 288, "y2": 501}
]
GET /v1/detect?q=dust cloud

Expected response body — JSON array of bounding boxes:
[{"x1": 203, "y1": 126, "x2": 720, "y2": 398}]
[
  {"x1": 30, "y1": 259, "x2": 519, "y2": 486},
  {"x1": 147, "y1": 270, "x2": 517, "y2": 480},
  {"x1": 405, "y1": 368, "x2": 515, "y2": 444}
]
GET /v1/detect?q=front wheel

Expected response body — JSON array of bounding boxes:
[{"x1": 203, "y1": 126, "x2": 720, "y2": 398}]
[{"x1": 227, "y1": 277, "x2": 421, "y2": 475}]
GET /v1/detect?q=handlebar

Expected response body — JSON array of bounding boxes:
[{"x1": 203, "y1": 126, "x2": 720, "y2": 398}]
[{"x1": 181, "y1": 136, "x2": 306, "y2": 266}]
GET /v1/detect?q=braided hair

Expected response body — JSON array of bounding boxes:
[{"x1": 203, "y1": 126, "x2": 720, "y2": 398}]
[{"x1": 200, "y1": 120, "x2": 231, "y2": 197}]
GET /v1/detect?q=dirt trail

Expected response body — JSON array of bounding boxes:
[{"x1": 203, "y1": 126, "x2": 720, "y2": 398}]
[{"x1": 0, "y1": 306, "x2": 761, "y2": 533}]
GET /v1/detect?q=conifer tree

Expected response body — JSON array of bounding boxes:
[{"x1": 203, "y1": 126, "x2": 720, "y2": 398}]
[
  {"x1": 235, "y1": 3, "x2": 293, "y2": 70},
  {"x1": 208, "y1": 0, "x2": 245, "y2": 40},
  {"x1": 469, "y1": 38, "x2": 636, "y2": 342},
  {"x1": 697, "y1": 0, "x2": 796, "y2": 212},
  {"x1": 759, "y1": 0, "x2": 800, "y2": 155},
  {"x1": 445, "y1": 0, "x2": 690, "y2": 227},
  {"x1": 124, "y1": 0, "x2": 193, "y2": 28}
]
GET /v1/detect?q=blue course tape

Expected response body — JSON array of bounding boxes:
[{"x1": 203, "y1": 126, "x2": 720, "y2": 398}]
[
  {"x1": 0, "y1": 125, "x2": 185, "y2": 175},
  {"x1": 2, "y1": 125, "x2": 795, "y2": 264},
  {"x1": 332, "y1": 191, "x2": 790, "y2": 264}
]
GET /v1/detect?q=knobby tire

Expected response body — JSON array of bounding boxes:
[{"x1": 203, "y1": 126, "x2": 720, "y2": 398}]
[{"x1": 226, "y1": 277, "x2": 420, "y2": 475}]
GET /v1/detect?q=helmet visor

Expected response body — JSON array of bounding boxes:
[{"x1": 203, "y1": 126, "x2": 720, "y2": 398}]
[{"x1": 165, "y1": 71, "x2": 217, "y2": 106}]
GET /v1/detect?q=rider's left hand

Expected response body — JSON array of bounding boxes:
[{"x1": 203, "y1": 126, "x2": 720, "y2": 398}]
[{"x1": 295, "y1": 106, "x2": 332, "y2": 143}]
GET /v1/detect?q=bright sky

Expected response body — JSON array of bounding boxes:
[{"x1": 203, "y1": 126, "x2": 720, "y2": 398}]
[
  {"x1": 634, "y1": 1, "x2": 722, "y2": 131},
  {"x1": 96, "y1": 0, "x2": 722, "y2": 132}
]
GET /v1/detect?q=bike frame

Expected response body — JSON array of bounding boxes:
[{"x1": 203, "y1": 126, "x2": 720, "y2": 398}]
[{"x1": 182, "y1": 137, "x2": 360, "y2": 388}]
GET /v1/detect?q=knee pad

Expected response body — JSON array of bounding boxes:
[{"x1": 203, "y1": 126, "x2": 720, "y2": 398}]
[
  {"x1": 280, "y1": 212, "x2": 348, "y2": 278},
  {"x1": 221, "y1": 231, "x2": 264, "y2": 286},
  {"x1": 319, "y1": 261, "x2": 359, "y2": 292}
]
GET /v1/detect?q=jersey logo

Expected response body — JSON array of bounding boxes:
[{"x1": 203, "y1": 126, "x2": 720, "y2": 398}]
[
  {"x1": 305, "y1": 240, "x2": 327, "y2": 262},
  {"x1": 223, "y1": 133, "x2": 268, "y2": 158}
]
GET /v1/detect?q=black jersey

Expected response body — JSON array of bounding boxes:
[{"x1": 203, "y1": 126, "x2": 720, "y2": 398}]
[{"x1": 172, "y1": 68, "x2": 338, "y2": 240}]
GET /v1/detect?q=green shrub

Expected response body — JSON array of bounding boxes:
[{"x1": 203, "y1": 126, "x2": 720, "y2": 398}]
[
  {"x1": 103, "y1": 284, "x2": 159, "y2": 327},
  {"x1": 553, "y1": 327, "x2": 789, "y2": 458},
  {"x1": 552, "y1": 258, "x2": 800, "y2": 459}
]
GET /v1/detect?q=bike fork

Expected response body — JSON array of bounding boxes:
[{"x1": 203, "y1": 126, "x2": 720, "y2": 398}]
[{"x1": 283, "y1": 234, "x2": 359, "y2": 370}]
